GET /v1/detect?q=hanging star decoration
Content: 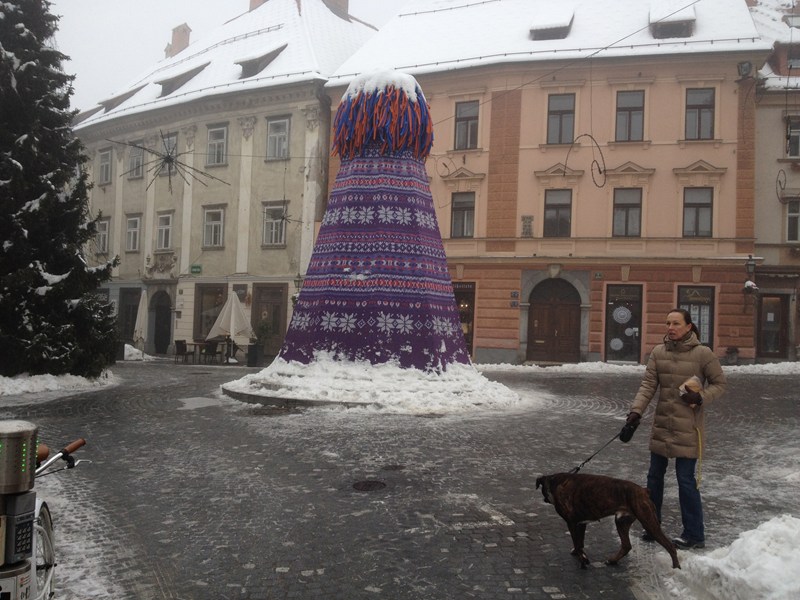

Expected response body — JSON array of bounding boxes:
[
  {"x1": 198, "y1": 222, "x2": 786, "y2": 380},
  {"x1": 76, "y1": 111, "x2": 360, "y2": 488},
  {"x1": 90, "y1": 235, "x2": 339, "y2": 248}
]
[{"x1": 107, "y1": 130, "x2": 230, "y2": 193}]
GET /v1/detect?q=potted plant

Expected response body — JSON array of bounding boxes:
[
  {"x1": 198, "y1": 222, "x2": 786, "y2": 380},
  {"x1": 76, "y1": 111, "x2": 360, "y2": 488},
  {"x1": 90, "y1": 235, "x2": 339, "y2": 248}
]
[{"x1": 725, "y1": 346, "x2": 739, "y2": 366}]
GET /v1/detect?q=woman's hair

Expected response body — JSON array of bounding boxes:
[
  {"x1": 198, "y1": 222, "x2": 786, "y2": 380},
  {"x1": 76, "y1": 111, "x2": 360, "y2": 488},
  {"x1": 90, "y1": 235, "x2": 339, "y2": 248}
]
[{"x1": 669, "y1": 307, "x2": 700, "y2": 336}]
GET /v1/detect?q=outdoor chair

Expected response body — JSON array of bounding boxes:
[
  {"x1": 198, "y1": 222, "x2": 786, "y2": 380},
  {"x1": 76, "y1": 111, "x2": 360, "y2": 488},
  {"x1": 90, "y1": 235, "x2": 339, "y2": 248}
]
[
  {"x1": 174, "y1": 339, "x2": 193, "y2": 364},
  {"x1": 201, "y1": 341, "x2": 222, "y2": 364}
]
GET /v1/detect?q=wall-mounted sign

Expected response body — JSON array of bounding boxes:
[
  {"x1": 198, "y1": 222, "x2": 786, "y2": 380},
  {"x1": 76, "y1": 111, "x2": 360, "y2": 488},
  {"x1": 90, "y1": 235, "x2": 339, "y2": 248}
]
[{"x1": 190, "y1": 265, "x2": 202, "y2": 275}]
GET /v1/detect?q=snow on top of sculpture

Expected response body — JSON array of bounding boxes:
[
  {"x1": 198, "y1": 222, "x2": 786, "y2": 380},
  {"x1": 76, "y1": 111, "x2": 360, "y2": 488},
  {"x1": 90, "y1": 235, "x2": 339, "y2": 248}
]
[{"x1": 332, "y1": 69, "x2": 433, "y2": 160}]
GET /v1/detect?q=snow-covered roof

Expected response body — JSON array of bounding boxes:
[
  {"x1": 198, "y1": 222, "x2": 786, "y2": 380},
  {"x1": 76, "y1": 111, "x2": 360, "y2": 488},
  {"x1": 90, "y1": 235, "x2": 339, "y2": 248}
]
[
  {"x1": 749, "y1": 0, "x2": 798, "y2": 45},
  {"x1": 76, "y1": 0, "x2": 376, "y2": 129},
  {"x1": 746, "y1": 0, "x2": 800, "y2": 91},
  {"x1": 329, "y1": 0, "x2": 770, "y2": 87}
]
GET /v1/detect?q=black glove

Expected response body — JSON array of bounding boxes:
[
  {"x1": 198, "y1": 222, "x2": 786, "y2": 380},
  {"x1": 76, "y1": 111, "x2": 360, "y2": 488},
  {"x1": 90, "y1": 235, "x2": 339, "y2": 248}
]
[
  {"x1": 682, "y1": 390, "x2": 703, "y2": 406},
  {"x1": 619, "y1": 412, "x2": 640, "y2": 443}
]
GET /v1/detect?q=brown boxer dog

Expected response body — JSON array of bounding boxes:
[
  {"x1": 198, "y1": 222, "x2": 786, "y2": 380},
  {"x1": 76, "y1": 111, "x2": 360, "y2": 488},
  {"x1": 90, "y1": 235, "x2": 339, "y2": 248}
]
[{"x1": 535, "y1": 473, "x2": 680, "y2": 569}]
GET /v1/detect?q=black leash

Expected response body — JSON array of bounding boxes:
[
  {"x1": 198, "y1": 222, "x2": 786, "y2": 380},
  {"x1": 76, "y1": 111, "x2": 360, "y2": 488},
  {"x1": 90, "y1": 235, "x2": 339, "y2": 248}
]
[{"x1": 569, "y1": 431, "x2": 621, "y2": 474}]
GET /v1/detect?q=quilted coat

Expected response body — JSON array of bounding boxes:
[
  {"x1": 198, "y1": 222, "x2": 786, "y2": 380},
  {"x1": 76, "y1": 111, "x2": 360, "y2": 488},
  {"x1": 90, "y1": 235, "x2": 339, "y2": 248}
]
[{"x1": 630, "y1": 331, "x2": 726, "y2": 459}]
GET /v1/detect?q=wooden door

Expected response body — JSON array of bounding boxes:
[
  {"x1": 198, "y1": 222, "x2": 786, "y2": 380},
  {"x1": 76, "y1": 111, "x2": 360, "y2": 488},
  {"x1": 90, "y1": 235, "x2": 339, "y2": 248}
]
[{"x1": 526, "y1": 279, "x2": 581, "y2": 362}]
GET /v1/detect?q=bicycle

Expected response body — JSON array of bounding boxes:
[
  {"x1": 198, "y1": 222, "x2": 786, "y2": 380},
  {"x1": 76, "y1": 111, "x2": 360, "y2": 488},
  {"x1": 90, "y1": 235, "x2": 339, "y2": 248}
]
[{"x1": 30, "y1": 438, "x2": 89, "y2": 600}]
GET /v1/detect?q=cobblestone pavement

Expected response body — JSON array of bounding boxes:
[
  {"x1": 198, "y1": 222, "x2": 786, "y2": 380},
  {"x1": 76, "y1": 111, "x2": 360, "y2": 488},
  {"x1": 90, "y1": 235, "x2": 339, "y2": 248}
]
[{"x1": 2, "y1": 361, "x2": 798, "y2": 600}]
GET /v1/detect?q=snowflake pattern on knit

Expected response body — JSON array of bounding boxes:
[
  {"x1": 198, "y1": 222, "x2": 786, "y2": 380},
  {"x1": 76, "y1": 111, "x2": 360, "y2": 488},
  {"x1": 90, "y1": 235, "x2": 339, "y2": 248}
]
[{"x1": 278, "y1": 146, "x2": 470, "y2": 372}]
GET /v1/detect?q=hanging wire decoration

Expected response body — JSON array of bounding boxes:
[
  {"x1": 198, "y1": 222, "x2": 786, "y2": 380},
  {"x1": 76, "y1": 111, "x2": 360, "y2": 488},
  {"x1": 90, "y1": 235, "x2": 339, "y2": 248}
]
[
  {"x1": 776, "y1": 168, "x2": 787, "y2": 203},
  {"x1": 108, "y1": 130, "x2": 230, "y2": 193},
  {"x1": 564, "y1": 133, "x2": 607, "y2": 188}
]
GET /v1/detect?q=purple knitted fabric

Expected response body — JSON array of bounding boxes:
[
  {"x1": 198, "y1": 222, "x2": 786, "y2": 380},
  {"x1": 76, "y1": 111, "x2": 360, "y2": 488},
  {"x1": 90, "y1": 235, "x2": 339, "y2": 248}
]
[{"x1": 278, "y1": 145, "x2": 470, "y2": 372}]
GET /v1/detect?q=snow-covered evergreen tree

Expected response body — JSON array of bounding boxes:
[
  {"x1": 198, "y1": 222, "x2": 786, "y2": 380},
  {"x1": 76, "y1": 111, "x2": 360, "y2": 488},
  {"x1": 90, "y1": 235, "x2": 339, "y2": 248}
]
[{"x1": 0, "y1": 0, "x2": 118, "y2": 377}]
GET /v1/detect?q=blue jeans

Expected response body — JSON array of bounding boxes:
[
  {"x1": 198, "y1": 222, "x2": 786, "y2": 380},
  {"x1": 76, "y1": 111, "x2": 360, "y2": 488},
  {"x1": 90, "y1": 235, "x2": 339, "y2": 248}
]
[{"x1": 647, "y1": 452, "x2": 704, "y2": 542}]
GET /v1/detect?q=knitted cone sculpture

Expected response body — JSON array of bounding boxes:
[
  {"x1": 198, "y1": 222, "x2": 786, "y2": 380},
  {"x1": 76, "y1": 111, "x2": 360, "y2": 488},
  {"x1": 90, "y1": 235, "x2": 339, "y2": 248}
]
[{"x1": 278, "y1": 70, "x2": 470, "y2": 372}]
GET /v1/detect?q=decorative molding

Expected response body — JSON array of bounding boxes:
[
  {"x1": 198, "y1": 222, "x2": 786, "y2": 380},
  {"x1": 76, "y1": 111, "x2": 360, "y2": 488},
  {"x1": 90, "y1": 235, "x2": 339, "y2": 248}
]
[
  {"x1": 534, "y1": 162, "x2": 584, "y2": 185},
  {"x1": 302, "y1": 105, "x2": 320, "y2": 131},
  {"x1": 181, "y1": 125, "x2": 197, "y2": 150},
  {"x1": 143, "y1": 253, "x2": 178, "y2": 280},
  {"x1": 239, "y1": 116, "x2": 257, "y2": 140}
]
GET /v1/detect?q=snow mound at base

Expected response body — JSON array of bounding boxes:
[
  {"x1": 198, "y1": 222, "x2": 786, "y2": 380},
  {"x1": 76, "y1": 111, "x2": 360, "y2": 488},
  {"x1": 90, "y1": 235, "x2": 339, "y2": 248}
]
[{"x1": 222, "y1": 354, "x2": 520, "y2": 414}]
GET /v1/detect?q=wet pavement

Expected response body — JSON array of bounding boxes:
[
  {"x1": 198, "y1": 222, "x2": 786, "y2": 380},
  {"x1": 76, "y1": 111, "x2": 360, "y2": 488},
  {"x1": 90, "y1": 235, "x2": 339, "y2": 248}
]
[{"x1": 2, "y1": 360, "x2": 798, "y2": 599}]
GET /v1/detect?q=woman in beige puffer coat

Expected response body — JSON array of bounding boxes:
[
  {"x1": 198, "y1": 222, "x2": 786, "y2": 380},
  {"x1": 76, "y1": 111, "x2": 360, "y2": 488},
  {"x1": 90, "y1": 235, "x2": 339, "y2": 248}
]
[{"x1": 626, "y1": 308, "x2": 726, "y2": 549}]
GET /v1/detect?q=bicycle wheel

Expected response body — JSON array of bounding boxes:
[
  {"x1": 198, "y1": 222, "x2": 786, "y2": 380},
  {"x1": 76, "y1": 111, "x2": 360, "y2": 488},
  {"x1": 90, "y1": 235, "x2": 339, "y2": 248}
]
[{"x1": 35, "y1": 504, "x2": 56, "y2": 600}]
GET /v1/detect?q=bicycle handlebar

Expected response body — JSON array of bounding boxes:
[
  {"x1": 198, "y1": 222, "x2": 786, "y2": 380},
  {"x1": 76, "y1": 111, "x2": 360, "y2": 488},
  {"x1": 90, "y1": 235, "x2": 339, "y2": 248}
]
[
  {"x1": 62, "y1": 438, "x2": 86, "y2": 455},
  {"x1": 36, "y1": 437, "x2": 87, "y2": 476}
]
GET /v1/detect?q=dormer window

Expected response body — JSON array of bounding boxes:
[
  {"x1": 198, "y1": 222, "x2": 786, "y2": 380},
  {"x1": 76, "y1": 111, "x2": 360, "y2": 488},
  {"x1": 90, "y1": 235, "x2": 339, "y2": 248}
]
[
  {"x1": 650, "y1": 3, "x2": 695, "y2": 39},
  {"x1": 236, "y1": 43, "x2": 288, "y2": 79},
  {"x1": 783, "y1": 14, "x2": 800, "y2": 29},
  {"x1": 530, "y1": 8, "x2": 573, "y2": 41},
  {"x1": 155, "y1": 63, "x2": 209, "y2": 97},
  {"x1": 99, "y1": 85, "x2": 146, "y2": 113}
]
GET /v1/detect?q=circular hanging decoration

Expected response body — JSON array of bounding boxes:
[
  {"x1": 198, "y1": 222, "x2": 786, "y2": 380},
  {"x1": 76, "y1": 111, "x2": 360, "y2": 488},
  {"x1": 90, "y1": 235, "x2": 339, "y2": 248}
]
[
  {"x1": 609, "y1": 338, "x2": 624, "y2": 351},
  {"x1": 624, "y1": 327, "x2": 635, "y2": 337},
  {"x1": 613, "y1": 306, "x2": 632, "y2": 324}
]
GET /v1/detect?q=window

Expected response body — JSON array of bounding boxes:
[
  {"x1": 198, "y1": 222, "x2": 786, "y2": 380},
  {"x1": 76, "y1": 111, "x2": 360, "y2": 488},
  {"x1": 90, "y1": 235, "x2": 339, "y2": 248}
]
[
  {"x1": 95, "y1": 219, "x2": 109, "y2": 253},
  {"x1": 615, "y1": 91, "x2": 644, "y2": 142},
  {"x1": 207, "y1": 125, "x2": 227, "y2": 166},
  {"x1": 451, "y1": 192, "x2": 475, "y2": 238},
  {"x1": 679, "y1": 286, "x2": 715, "y2": 348},
  {"x1": 454, "y1": 101, "x2": 479, "y2": 150},
  {"x1": 156, "y1": 213, "x2": 172, "y2": 250},
  {"x1": 787, "y1": 120, "x2": 800, "y2": 158},
  {"x1": 98, "y1": 149, "x2": 112, "y2": 185},
  {"x1": 158, "y1": 133, "x2": 178, "y2": 175},
  {"x1": 789, "y1": 200, "x2": 799, "y2": 242},
  {"x1": 262, "y1": 203, "x2": 286, "y2": 246},
  {"x1": 543, "y1": 189, "x2": 572, "y2": 237},
  {"x1": 683, "y1": 187, "x2": 712, "y2": 237},
  {"x1": 612, "y1": 188, "x2": 642, "y2": 237},
  {"x1": 126, "y1": 216, "x2": 140, "y2": 251},
  {"x1": 266, "y1": 117, "x2": 289, "y2": 159},
  {"x1": 203, "y1": 208, "x2": 224, "y2": 247},
  {"x1": 547, "y1": 94, "x2": 575, "y2": 144},
  {"x1": 685, "y1": 88, "x2": 714, "y2": 140},
  {"x1": 128, "y1": 143, "x2": 143, "y2": 178}
]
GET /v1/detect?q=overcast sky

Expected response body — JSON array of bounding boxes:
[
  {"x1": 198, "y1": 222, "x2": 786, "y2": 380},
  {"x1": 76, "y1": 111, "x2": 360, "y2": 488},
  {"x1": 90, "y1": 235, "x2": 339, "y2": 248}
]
[{"x1": 49, "y1": 0, "x2": 407, "y2": 112}]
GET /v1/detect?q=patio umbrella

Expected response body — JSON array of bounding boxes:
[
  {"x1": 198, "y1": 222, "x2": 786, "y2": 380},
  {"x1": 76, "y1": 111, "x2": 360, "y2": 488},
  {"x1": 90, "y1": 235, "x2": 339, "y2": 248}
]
[
  {"x1": 132, "y1": 289, "x2": 148, "y2": 351},
  {"x1": 206, "y1": 293, "x2": 254, "y2": 343}
]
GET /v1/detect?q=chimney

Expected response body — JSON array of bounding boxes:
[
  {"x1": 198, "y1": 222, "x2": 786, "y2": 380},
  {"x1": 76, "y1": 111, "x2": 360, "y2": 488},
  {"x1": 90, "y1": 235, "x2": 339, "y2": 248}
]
[
  {"x1": 322, "y1": 0, "x2": 349, "y2": 18},
  {"x1": 164, "y1": 23, "x2": 192, "y2": 58},
  {"x1": 249, "y1": 0, "x2": 268, "y2": 10}
]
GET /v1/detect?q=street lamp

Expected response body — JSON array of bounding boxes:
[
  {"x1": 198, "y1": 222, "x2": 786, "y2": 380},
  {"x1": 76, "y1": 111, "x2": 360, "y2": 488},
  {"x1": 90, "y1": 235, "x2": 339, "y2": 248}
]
[
  {"x1": 293, "y1": 272, "x2": 304, "y2": 290},
  {"x1": 745, "y1": 255, "x2": 756, "y2": 280}
]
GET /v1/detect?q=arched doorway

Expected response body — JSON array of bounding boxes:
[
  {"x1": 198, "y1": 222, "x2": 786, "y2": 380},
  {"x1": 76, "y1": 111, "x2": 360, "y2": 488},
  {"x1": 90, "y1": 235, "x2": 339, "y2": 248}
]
[
  {"x1": 526, "y1": 278, "x2": 581, "y2": 363},
  {"x1": 152, "y1": 291, "x2": 172, "y2": 354}
]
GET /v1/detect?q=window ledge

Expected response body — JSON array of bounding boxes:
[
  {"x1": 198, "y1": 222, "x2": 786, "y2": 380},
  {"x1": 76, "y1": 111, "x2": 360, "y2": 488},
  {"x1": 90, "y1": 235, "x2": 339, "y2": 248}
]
[
  {"x1": 539, "y1": 142, "x2": 580, "y2": 152},
  {"x1": 127, "y1": 175, "x2": 144, "y2": 181},
  {"x1": 201, "y1": 245, "x2": 225, "y2": 251},
  {"x1": 265, "y1": 157, "x2": 289, "y2": 163},
  {"x1": 608, "y1": 140, "x2": 651, "y2": 150},
  {"x1": 448, "y1": 147, "x2": 484, "y2": 154},
  {"x1": 204, "y1": 162, "x2": 228, "y2": 169},
  {"x1": 153, "y1": 249, "x2": 174, "y2": 254},
  {"x1": 261, "y1": 244, "x2": 287, "y2": 249},
  {"x1": 677, "y1": 138, "x2": 722, "y2": 149}
]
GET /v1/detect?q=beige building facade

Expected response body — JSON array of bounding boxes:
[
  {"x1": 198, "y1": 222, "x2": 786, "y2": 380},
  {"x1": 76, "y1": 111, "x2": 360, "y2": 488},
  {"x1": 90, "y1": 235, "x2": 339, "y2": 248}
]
[
  {"x1": 327, "y1": 0, "x2": 772, "y2": 364},
  {"x1": 76, "y1": 0, "x2": 374, "y2": 360}
]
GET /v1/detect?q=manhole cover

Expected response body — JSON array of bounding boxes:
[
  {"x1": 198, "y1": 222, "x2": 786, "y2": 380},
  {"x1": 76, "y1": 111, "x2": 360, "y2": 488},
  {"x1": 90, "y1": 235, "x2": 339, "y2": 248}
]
[{"x1": 353, "y1": 480, "x2": 386, "y2": 492}]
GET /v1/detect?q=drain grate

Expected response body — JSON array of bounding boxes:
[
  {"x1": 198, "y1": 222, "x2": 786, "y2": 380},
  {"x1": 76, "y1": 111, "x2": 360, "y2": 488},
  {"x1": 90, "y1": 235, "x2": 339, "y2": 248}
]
[{"x1": 353, "y1": 480, "x2": 386, "y2": 492}]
